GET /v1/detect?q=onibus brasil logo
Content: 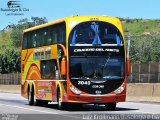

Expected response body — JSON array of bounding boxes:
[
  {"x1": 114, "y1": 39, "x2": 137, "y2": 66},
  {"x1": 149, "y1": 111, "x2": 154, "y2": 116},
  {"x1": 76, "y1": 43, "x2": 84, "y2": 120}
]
[{"x1": 1, "y1": 0, "x2": 29, "y2": 16}]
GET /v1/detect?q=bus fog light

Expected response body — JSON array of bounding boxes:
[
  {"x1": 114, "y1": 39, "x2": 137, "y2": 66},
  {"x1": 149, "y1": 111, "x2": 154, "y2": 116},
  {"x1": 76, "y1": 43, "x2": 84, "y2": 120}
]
[
  {"x1": 70, "y1": 84, "x2": 81, "y2": 95},
  {"x1": 114, "y1": 84, "x2": 125, "y2": 94}
]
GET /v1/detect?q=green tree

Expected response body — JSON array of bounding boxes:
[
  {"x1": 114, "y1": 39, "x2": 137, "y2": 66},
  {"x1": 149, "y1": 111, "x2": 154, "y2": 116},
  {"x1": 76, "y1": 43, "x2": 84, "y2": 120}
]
[{"x1": 0, "y1": 17, "x2": 48, "y2": 73}]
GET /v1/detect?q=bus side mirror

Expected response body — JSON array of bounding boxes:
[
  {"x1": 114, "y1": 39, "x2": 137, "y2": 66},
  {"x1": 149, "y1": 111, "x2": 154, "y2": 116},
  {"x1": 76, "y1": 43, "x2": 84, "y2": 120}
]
[
  {"x1": 126, "y1": 58, "x2": 131, "y2": 76},
  {"x1": 61, "y1": 57, "x2": 67, "y2": 76}
]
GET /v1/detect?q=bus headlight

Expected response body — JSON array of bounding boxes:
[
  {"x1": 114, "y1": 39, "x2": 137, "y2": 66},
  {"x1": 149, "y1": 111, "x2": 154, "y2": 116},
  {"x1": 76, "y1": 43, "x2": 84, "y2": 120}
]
[
  {"x1": 114, "y1": 84, "x2": 125, "y2": 94},
  {"x1": 70, "y1": 84, "x2": 81, "y2": 95}
]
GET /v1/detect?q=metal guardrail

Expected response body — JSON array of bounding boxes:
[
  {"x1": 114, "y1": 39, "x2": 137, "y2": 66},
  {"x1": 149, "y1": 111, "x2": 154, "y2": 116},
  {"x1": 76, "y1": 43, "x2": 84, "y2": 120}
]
[
  {"x1": 0, "y1": 73, "x2": 20, "y2": 85},
  {"x1": 128, "y1": 62, "x2": 160, "y2": 83}
]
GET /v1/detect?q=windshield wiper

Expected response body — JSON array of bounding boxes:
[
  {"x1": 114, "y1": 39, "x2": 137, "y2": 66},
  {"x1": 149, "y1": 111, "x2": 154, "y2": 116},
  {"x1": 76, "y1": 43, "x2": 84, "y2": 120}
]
[
  {"x1": 102, "y1": 53, "x2": 111, "y2": 75},
  {"x1": 84, "y1": 53, "x2": 101, "y2": 78}
]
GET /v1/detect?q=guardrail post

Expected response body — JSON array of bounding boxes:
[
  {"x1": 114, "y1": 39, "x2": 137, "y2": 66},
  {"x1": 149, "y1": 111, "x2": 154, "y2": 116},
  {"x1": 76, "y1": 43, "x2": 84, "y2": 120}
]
[
  {"x1": 139, "y1": 63, "x2": 141, "y2": 83},
  {"x1": 131, "y1": 63, "x2": 133, "y2": 82},
  {"x1": 158, "y1": 62, "x2": 160, "y2": 83},
  {"x1": 148, "y1": 62, "x2": 151, "y2": 83}
]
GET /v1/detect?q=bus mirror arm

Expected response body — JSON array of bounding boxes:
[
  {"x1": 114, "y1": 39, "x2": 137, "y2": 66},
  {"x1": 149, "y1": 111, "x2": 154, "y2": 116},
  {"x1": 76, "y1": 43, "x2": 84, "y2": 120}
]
[
  {"x1": 61, "y1": 57, "x2": 67, "y2": 76},
  {"x1": 126, "y1": 58, "x2": 131, "y2": 76}
]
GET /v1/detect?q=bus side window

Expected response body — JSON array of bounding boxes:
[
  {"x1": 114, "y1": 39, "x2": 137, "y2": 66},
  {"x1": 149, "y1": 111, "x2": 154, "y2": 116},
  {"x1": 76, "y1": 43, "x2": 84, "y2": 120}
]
[
  {"x1": 57, "y1": 23, "x2": 66, "y2": 44},
  {"x1": 27, "y1": 33, "x2": 32, "y2": 48},
  {"x1": 47, "y1": 27, "x2": 53, "y2": 45},
  {"x1": 38, "y1": 29, "x2": 43, "y2": 47},
  {"x1": 36, "y1": 31, "x2": 41, "y2": 47},
  {"x1": 58, "y1": 30, "x2": 65, "y2": 44},
  {"x1": 41, "y1": 60, "x2": 56, "y2": 79},
  {"x1": 22, "y1": 33, "x2": 27, "y2": 49},
  {"x1": 31, "y1": 32, "x2": 37, "y2": 47},
  {"x1": 42, "y1": 30, "x2": 47, "y2": 46},
  {"x1": 52, "y1": 28, "x2": 58, "y2": 44}
]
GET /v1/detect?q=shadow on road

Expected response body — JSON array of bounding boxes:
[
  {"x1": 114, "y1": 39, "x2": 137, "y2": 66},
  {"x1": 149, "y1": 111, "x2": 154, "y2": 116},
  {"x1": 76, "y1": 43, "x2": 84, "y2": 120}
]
[
  {"x1": 115, "y1": 107, "x2": 138, "y2": 111},
  {"x1": 36, "y1": 103, "x2": 139, "y2": 112},
  {"x1": 0, "y1": 97, "x2": 139, "y2": 112}
]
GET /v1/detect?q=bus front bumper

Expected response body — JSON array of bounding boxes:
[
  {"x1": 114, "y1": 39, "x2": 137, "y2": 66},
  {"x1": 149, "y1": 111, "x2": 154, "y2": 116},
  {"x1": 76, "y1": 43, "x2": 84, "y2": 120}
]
[{"x1": 67, "y1": 94, "x2": 126, "y2": 104}]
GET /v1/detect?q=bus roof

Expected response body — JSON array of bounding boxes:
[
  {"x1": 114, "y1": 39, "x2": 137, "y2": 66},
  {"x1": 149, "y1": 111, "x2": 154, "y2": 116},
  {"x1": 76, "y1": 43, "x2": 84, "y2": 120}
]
[
  {"x1": 23, "y1": 18, "x2": 65, "y2": 33},
  {"x1": 23, "y1": 16, "x2": 119, "y2": 33}
]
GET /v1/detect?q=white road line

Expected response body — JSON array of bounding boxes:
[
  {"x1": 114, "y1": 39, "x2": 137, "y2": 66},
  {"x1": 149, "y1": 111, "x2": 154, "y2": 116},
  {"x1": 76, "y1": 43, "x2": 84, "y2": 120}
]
[
  {"x1": 0, "y1": 103, "x2": 81, "y2": 119},
  {"x1": 134, "y1": 110, "x2": 157, "y2": 114},
  {"x1": 0, "y1": 95, "x2": 25, "y2": 100},
  {"x1": 131, "y1": 110, "x2": 159, "y2": 115},
  {"x1": 0, "y1": 103, "x2": 56, "y2": 114}
]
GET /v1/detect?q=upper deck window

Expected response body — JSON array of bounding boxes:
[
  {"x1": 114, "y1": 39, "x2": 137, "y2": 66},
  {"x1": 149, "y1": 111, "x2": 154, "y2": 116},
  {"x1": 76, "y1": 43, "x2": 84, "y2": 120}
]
[
  {"x1": 22, "y1": 33, "x2": 28, "y2": 49},
  {"x1": 22, "y1": 22, "x2": 66, "y2": 49},
  {"x1": 69, "y1": 22, "x2": 123, "y2": 46}
]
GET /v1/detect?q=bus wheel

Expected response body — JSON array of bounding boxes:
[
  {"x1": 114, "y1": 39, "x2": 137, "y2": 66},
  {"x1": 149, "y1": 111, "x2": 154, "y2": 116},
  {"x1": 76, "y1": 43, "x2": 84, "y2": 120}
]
[
  {"x1": 28, "y1": 87, "x2": 34, "y2": 105},
  {"x1": 57, "y1": 89, "x2": 66, "y2": 110},
  {"x1": 105, "y1": 103, "x2": 116, "y2": 111}
]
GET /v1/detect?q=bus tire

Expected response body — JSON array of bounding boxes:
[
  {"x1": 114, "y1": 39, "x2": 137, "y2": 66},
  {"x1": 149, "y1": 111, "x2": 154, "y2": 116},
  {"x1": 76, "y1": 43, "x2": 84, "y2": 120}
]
[
  {"x1": 105, "y1": 103, "x2": 116, "y2": 111},
  {"x1": 28, "y1": 86, "x2": 34, "y2": 105},
  {"x1": 57, "y1": 89, "x2": 65, "y2": 110}
]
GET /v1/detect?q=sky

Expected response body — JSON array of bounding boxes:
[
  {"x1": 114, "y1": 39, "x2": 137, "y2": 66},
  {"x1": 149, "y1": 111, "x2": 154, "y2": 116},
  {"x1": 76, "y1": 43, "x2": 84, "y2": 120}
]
[{"x1": 0, "y1": 0, "x2": 160, "y2": 30}]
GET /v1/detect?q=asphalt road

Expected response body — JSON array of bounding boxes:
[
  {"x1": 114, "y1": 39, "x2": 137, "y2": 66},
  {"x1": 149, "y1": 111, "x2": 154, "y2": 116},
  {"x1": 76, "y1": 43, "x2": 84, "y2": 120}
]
[{"x1": 0, "y1": 93, "x2": 160, "y2": 120}]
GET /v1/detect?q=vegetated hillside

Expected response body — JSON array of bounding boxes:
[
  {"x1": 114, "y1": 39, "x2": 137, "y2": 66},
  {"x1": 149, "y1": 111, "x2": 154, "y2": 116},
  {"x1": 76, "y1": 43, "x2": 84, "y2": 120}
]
[
  {"x1": 120, "y1": 18, "x2": 160, "y2": 63},
  {"x1": 121, "y1": 19, "x2": 160, "y2": 36}
]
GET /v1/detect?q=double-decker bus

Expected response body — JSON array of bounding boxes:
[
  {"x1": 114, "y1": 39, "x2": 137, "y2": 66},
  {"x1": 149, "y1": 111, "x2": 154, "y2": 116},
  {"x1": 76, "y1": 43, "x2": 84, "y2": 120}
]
[{"x1": 21, "y1": 16, "x2": 130, "y2": 110}]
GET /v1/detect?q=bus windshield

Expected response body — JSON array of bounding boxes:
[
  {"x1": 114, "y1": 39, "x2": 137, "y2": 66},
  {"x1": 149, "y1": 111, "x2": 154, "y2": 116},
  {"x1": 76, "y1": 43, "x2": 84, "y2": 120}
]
[
  {"x1": 70, "y1": 21, "x2": 123, "y2": 46},
  {"x1": 70, "y1": 57, "x2": 124, "y2": 80}
]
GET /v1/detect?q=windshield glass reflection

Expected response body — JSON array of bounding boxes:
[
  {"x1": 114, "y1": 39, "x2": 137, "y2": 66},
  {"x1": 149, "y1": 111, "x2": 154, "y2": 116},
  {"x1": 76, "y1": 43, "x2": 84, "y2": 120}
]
[{"x1": 70, "y1": 57, "x2": 124, "y2": 80}]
